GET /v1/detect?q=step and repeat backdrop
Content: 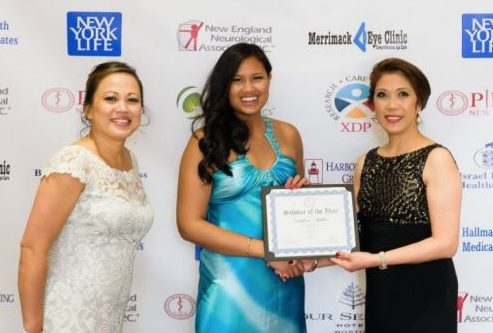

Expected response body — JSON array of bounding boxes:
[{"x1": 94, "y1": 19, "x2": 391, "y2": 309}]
[{"x1": 1, "y1": 0, "x2": 493, "y2": 332}]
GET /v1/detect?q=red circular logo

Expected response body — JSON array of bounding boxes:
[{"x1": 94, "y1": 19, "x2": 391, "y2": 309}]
[
  {"x1": 436, "y1": 91, "x2": 468, "y2": 116},
  {"x1": 164, "y1": 294, "x2": 196, "y2": 320},
  {"x1": 41, "y1": 87, "x2": 75, "y2": 113}
]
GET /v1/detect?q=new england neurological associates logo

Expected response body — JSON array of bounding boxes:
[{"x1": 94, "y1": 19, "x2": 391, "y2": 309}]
[
  {"x1": 177, "y1": 20, "x2": 274, "y2": 52},
  {"x1": 437, "y1": 89, "x2": 493, "y2": 116},
  {"x1": 177, "y1": 86, "x2": 201, "y2": 119},
  {"x1": 0, "y1": 160, "x2": 11, "y2": 181},
  {"x1": 461, "y1": 142, "x2": 493, "y2": 190},
  {"x1": 67, "y1": 12, "x2": 122, "y2": 56},
  {"x1": 0, "y1": 86, "x2": 11, "y2": 116},
  {"x1": 308, "y1": 21, "x2": 408, "y2": 52},
  {"x1": 462, "y1": 14, "x2": 493, "y2": 58},
  {"x1": 324, "y1": 75, "x2": 373, "y2": 133},
  {"x1": 164, "y1": 294, "x2": 196, "y2": 320},
  {"x1": 0, "y1": 19, "x2": 19, "y2": 46},
  {"x1": 457, "y1": 291, "x2": 493, "y2": 324}
]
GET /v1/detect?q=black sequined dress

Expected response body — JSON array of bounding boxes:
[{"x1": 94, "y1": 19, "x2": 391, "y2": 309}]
[{"x1": 358, "y1": 144, "x2": 457, "y2": 333}]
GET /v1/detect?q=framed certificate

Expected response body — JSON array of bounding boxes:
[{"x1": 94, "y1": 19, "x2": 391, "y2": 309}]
[{"x1": 261, "y1": 184, "x2": 359, "y2": 260}]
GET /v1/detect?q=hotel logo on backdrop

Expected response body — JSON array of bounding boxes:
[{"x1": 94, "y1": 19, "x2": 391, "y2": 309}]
[
  {"x1": 0, "y1": 19, "x2": 19, "y2": 46},
  {"x1": 324, "y1": 76, "x2": 373, "y2": 133},
  {"x1": 457, "y1": 291, "x2": 493, "y2": 324},
  {"x1": 462, "y1": 14, "x2": 493, "y2": 58},
  {"x1": 0, "y1": 86, "x2": 11, "y2": 116},
  {"x1": 177, "y1": 20, "x2": 274, "y2": 52},
  {"x1": 437, "y1": 89, "x2": 493, "y2": 116},
  {"x1": 308, "y1": 21, "x2": 408, "y2": 52},
  {"x1": 67, "y1": 12, "x2": 122, "y2": 56}
]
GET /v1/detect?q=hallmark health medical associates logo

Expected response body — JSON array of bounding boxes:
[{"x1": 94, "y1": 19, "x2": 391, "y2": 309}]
[
  {"x1": 177, "y1": 86, "x2": 201, "y2": 118},
  {"x1": 67, "y1": 12, "x2": 122, "y2": 56},
  {"x1": 308, "y1": 21, "x2": 408, "y2": 52},
  {"x1": 461, "y1": 226, "x2": 493, "y2": 252},
  {"x1": 177, "y1": 20, "x2": 274, "y2": 52},
  {"x1": 324, "y1": 76, "x2": 373, "y2": 133},
  {"x1": 437, "y1": 89, "x2": 493, "y2": 116},
  {"x1": 164, "y1": 294, "x2": 196, "y2": 320},
  {"x1": 462, "y1": 14, "x2": 493, "y2": 58},
  {"x1": 0, "y1": 19, "x2": 19, "y2": 46}
]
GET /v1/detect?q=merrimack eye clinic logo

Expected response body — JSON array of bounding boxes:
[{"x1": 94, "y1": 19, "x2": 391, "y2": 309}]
[
  {"x1": 462, "y1": 14, "x2": 493, "y2": 58},
  {"x1": 324, "y1": 75, "x2": 373, "y2": 133},
  {"x1": 67, "y1": 12, "x2": 122, "y2": 56}
]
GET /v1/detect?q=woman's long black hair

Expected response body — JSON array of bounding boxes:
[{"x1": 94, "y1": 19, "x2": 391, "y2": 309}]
[{"x1": 192, "y1": 43, "x2": 272, "y2": 183}]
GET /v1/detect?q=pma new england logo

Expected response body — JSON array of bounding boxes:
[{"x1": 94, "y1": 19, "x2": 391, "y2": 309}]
[
  {"x1": 308, "y1": 21, "x2": 408, "y2": 52},
  {"x1": 437, "y1": 89, "x2": 493, "y2": 116},
  {"x1": 67, "y1": 12, "x2": 122, "y2": 56},
  {"x1": 324, "y1": 75, "x2": 373, "y2": 133},
  {"x1": 177, "y1": 20, "x2": 274, "y2": 52},
  {"x1": 462, "y1": 14, "x2": 493, "y2": 58}
]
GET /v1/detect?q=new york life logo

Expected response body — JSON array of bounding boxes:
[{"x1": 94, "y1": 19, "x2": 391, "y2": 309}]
[
  {"x1": 462, "y1": 14, "x2": 493, "y2": 58},
  {"x1": 67, "y1": 12, "x2": 122, "y2": 56},
  {"x1": 324, "y1": 75, "x2": 373, "y2": 133}
]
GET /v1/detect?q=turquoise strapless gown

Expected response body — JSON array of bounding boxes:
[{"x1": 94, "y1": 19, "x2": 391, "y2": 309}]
[{"x1": 195, "y1": 118, "x2": 306, "y2": 333}]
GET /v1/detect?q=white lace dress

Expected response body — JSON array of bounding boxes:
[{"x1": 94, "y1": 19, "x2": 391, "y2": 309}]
[{"x1": 41, "y1": 145, "x2": 154, "y2": 333}]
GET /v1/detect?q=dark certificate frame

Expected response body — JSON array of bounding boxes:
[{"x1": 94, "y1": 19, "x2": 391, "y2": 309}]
[{"x1": 261, "y1": 184, "x2": 359, "y2": 260}]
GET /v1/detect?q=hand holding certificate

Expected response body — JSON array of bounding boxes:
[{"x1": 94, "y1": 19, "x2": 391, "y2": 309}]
[{"x1": 262, "y1": 184, "x2": 359, "y2": 260}]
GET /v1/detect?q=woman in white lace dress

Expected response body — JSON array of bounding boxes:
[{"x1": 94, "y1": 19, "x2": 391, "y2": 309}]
[{"x1": 18, "y1": 62, "x2": 154, "y2": 333}]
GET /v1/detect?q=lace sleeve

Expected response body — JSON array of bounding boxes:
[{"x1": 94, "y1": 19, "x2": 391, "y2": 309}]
[{"x1": 42, "y1": 145, "x2": 90, "y2": 184}]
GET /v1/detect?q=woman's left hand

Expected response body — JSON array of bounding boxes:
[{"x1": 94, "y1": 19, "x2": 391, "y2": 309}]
[{"x1": 284, "y1": 175, "x2": 310, "y2": 189}]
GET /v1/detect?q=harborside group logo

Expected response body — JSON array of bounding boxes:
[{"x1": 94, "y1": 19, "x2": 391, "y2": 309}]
[
  {"x1": 164, "y1": 294, "x2": 196, "y2": 320},
  {"x1": 177, "y1": 20, "x2": 274, "y2": 52},
  {"x1": 324, "y1": 75, "x2": 373, "y2": 133},
  {"x1": 67, "y1": 12, "x2": 122, "y2": 56},
  {"x1": 0, "y1": 20, "x2": 19, "y2": 46},
  {"x1": 462, "y1": 14, "x2": 493, "y2": 58},
  {"x1": 461, "y1": 226, "x2": 493, "y2": 253},
  {"x1": 305, "y1": 159, "x2": 324, "y2": 184},
  {"x1": 308, "y1": 21, "x2": 408, "y2": 52},
  {"x1": 437, "y1": 89, "x2": 493, "y2": 116},
  {"x1": 457, "y1": 291, "x2": 493, "y2": 324},
  {"x1": 0, "y1": 86, "x2": 11, "y2": 116}
]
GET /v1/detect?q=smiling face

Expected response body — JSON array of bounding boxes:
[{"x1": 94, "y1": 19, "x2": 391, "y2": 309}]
[
  {"x1": 228, "y1": 56, "x2": 271, "y2": 119},
  {"x1": 373, "y1": 71, "x2": 420, "y2": 136},
  {"x1": 85, "y1": 72, "x2": 142, "y2": 141}
]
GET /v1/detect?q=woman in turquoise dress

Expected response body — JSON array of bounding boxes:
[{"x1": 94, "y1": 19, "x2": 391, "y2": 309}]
[{"x1": 177, "y1": 43, "x2": 315, "y2": 333}]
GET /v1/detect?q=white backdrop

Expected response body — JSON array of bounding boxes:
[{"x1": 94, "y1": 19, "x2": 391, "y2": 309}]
[{"x1": 1, "y1": 1, "x2": 493, "y2": 332}]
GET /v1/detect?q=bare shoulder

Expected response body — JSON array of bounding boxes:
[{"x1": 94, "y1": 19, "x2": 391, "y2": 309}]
[
  {"x1": 270, "y1": 118, "x2": 301, "y2": 141},
  {"x1": 427, "y1": 146, "x2": 457, "y2": 168}
]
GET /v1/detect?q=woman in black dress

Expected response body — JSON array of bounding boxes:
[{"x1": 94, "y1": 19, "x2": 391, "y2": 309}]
[{"x1": 331, "y1": 58, "x2": 461, "y2": 333}]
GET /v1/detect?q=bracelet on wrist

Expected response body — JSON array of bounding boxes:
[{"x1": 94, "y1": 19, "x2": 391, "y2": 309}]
[
  {"x1": 378, "y1": 251, "x2": 388, "y2": 270},
  {"x1": 245, "y1": 237, "x2": 253, "y2": 257},
  {"x1": 309, "y1": 259, "x2": 318, "y2": 272}
]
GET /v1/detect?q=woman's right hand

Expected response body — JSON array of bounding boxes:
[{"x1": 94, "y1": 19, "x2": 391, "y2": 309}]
[{"x1": 268, "y1": 260, "x2": 305, "y2": 282}]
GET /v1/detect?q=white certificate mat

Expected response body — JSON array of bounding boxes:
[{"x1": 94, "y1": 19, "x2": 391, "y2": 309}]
[{"x1": 262, "y1": 184, "x2": 359, "y2": 260}]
